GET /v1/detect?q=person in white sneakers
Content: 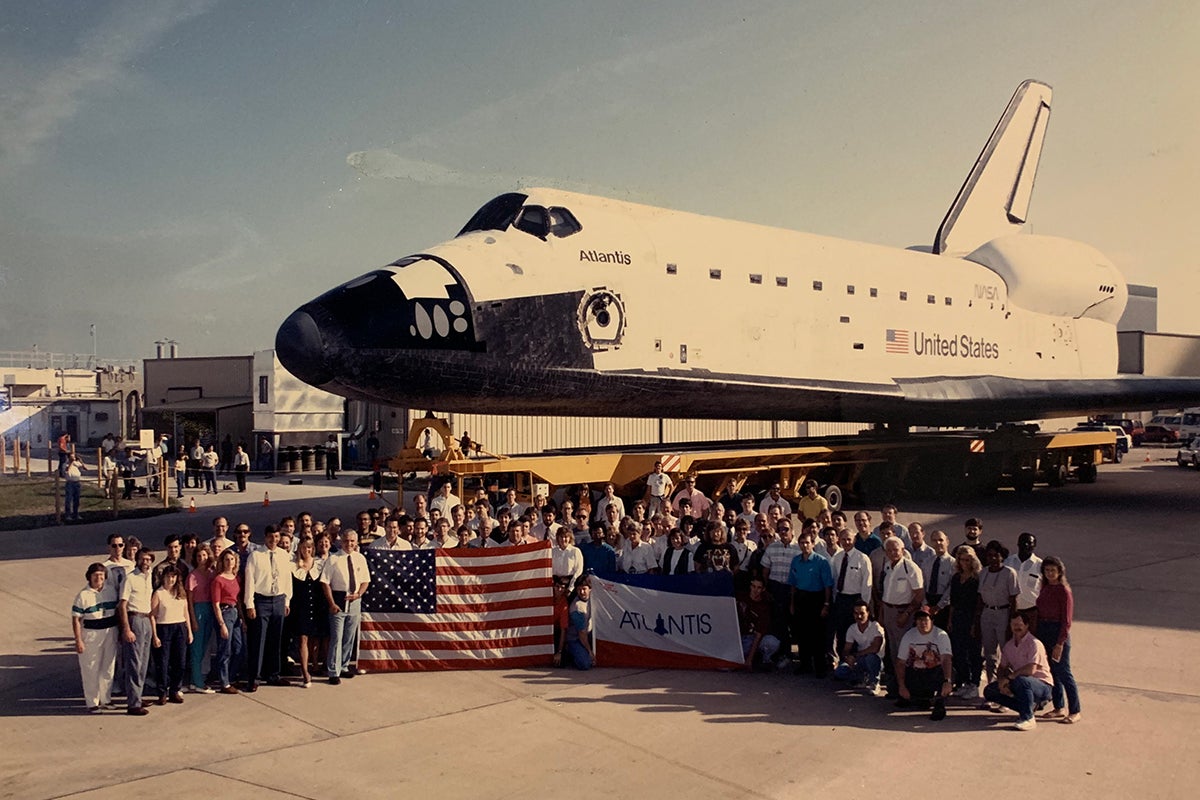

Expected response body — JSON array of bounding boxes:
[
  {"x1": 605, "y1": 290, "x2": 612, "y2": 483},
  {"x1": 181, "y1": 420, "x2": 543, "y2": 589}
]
[{"x1": 982, "y1": 612, "x2": 1054, "y2": 731}]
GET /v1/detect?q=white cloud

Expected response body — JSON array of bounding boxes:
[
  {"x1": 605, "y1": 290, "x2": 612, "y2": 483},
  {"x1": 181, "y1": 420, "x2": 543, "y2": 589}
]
[
  {"x1": 345, "y1": 150, "x2": 476, "y2": 186},
  {"x1": 0, "y1": 0, "x2": 218, "y2": 171}
]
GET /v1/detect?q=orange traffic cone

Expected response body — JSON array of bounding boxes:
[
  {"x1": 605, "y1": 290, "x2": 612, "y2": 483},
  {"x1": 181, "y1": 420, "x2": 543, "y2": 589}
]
[
  {"x1": 369, "y1": 488, "x2": 376, "y2": 500},
  {"x1": 189, "y1": 497, "x2": 196, "y2": 513},
  {"x1": 263, "y1": 491, "x2": 270, "y2": 507}
]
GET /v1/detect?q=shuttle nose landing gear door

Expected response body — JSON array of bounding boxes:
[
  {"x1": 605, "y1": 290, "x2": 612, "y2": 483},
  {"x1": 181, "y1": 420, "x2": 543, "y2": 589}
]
[{"x1": 577, "y1": 289, "x2": 625, "y2": 351}]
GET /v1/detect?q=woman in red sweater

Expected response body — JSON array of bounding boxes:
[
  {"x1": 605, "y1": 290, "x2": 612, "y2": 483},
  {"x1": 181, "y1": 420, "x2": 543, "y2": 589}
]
[{"x1": 1036, "y1": 556, "x2": 1081, "y2": 723}]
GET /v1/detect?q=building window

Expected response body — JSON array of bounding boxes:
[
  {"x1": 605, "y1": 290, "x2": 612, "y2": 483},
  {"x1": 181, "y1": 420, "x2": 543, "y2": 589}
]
[{"x1": 258, "y1": 376, "x2": 269, "y2": 405}]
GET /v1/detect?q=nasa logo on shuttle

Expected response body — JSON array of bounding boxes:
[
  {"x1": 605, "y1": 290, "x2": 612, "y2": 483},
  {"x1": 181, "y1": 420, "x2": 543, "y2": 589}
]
[
  {"x1": 579, "y1": 249, "x2": 632, "y2": 265},
  {"x1": 577, "y1": 289, "x2": 626, "y2": 351},
  {"x1": 974, "y1": 284, "x2": 1001, "y2": 300}
]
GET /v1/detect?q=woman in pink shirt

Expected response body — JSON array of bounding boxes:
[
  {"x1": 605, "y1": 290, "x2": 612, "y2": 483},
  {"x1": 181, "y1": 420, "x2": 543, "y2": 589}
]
[
  {"x1": 1036, "y1": 556, "x2": 1081, "y2": 723},
  {"x1": 186, "y1": 544, "x2": 217, "y2": 694},
  {"x1": 210, "y1": 549, "x2": 243, "y2": 694}
]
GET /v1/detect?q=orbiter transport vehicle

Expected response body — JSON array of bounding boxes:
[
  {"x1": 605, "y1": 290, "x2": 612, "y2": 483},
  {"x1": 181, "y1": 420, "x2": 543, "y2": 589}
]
[{"x1": 277, "y1": 80, "x2": 1200, "y2": 426}]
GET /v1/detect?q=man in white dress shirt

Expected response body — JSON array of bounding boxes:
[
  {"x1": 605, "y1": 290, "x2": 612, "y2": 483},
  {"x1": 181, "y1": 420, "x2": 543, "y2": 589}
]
[
  {"x1": 322, "y1": 530, "x2": 371, "y2": 684},
  {"x1": 243, "y1": 526, "x2": 293, "y2": 690}
]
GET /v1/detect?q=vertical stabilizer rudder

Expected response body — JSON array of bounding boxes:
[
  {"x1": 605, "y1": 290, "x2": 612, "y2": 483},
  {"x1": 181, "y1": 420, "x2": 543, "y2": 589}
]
[{"x1": 934, "y1": 80, "x2": 1053, "y2": 258}]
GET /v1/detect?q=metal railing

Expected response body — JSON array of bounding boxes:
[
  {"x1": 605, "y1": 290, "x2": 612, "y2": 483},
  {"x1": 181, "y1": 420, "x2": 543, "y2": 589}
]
[{"x1": 0, "y1": 350, "x2": 138, "y2": 370}]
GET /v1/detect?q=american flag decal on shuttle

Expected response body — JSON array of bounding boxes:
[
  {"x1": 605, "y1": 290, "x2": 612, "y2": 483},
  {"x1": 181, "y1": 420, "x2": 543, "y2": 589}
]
[{"x1": 885, "y1": 329, "x2": 909, "y2": 354}]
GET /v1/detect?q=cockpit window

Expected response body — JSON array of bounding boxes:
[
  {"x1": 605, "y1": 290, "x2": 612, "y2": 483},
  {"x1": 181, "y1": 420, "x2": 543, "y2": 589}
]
[
  {"x1": 456, "y1": 192, "x2": 527, "y2": 237},
  {"x1": 514, "y1": 205, "x2": 550, "y2": 239},
  {"x1": 513, "y1": 204, "x2": 583, "y2": 240},
  {"x1": 457, "y1": 194, "x2": 583, "y2": 241},
  {"x1": 548, "y1": 206, "x2": 582, "y2": 237}
]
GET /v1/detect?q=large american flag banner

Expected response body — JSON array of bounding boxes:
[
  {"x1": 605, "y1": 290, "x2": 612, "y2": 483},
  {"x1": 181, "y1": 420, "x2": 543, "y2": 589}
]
[{"x1": 359, "y1": 541, "x2": 554, "y2": 671}]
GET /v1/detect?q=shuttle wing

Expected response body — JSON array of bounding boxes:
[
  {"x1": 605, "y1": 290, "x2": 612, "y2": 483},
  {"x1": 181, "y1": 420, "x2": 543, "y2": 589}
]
[{"x1": 934, "y1": 79, "x2": 1053, "y2": 258}]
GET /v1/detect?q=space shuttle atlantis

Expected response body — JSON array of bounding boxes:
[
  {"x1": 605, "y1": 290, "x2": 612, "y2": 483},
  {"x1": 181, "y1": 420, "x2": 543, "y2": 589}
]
[{"x1": 277, "y1": 80, "x2": 1200, "y2": 426}]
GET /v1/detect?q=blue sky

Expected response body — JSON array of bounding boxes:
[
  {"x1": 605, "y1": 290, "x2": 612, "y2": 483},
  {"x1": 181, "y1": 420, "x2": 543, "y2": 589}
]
[{"x1": 1, "y1": 1, "x2": 1196, "y2": 359}]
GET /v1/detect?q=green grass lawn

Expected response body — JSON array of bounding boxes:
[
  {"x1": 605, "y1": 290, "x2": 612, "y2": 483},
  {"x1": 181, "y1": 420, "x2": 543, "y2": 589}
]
[{"x1": 0, "y1": 476, "x2": 179, "y2": 530}]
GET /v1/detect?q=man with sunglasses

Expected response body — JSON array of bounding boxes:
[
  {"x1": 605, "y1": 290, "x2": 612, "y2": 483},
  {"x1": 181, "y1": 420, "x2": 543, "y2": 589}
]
[{"x1": 102, "y1": 533, "x2": 134, "y2": 694}]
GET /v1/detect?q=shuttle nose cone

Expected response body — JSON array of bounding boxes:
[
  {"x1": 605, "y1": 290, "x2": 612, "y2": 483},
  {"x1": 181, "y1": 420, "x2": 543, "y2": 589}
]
[{"x1": 276, "y1": 308, "x2": 333, "y2": 387}]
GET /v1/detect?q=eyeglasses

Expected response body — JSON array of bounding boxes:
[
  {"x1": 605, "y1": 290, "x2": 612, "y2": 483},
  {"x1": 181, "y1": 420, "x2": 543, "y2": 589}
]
[{"x1": 110, "y1": 543, "x2": 124, "y2": 549}]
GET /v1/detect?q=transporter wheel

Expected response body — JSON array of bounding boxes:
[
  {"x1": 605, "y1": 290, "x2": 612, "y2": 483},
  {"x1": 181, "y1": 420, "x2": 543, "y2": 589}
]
[
  {"x1": 1046, "y1": 462, "x2": 1068, "y2": 488},
  {"x1": 1077, "y1": 463, "x2": 1098, "y2": 484},
  {"x1": 822, "y1": 484, "x2": 843, "y2": 512}
]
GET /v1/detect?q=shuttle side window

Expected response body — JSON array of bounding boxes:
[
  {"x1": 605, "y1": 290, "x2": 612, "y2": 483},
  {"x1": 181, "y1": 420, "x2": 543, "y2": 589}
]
[
  {"x1": 514, "y1": 205, "x2": 551, "y2": 239},
  {"x1": 548, "y1": 207, "x2": 582, "y2": 238},
  {"x1": 457, "y1": 192, "x2": 528, "y2": 236}
]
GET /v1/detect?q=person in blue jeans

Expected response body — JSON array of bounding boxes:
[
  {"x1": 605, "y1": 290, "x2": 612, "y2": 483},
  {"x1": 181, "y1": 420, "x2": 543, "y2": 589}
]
[
  {"x1": 1036, "y1": 557, "x2": 1082, "y2": 723},
  {"x1": 211, "y1": 549, "x2": 244, "y2": 693},
  {"x1": 564, "y1": 580, "x2": 594, "y2": 670},
  {"x1": 983, "y1": 612, "x2": 1054, "y2": 730},
  {"x1": 833, "y1": 600, "x2": 885, "y2": 691}
]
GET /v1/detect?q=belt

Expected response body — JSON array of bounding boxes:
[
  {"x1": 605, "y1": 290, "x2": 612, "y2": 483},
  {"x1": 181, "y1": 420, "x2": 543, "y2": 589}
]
[
  {"x1": 128, "y1": 611, "x2": 152, "y2": 618},
  {"x1": 984, "y1": 603, "x2": 1010, "y2": 611},
  {"x1": 82, "y1": 618, "x2": 118, "y2": 630},
  {"x1": 883, "y1": 601, "x2": 911, "y2": 609},
  {"x1": 219, "y1": 603, "x2": 237, "y2": 610}
]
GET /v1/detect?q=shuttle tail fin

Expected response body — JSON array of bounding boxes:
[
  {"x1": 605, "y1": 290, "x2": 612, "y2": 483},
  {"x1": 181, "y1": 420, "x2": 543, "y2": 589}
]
[{"x1": 933, "y1": 79, "x2": 1053, "y2": 257}]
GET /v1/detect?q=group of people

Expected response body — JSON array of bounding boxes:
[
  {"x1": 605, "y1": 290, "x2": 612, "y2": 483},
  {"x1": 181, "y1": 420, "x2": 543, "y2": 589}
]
[{"x1": 70, "y1": 474, "x2": 1081, "y2": 732}]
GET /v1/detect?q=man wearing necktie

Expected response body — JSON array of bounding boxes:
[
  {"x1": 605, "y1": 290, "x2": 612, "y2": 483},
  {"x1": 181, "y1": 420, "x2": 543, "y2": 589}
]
[
  {"x1": 322, "y1": 530, "x2": 371, "y2": 684},
  {"x1": 243, "y1": 525, "x2": 293, "y2": 691}
]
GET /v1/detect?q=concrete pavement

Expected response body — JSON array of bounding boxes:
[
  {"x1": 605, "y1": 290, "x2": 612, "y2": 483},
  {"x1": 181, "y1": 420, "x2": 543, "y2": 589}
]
[{"x1": 2, "y1": 459, "x2": 1198, "y2": 799}]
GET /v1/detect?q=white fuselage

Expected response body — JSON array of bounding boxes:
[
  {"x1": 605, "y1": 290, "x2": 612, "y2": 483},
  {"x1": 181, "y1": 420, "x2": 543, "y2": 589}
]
[{"x1": 424, "y1": 188, "x2": 1120, "y2": 386}]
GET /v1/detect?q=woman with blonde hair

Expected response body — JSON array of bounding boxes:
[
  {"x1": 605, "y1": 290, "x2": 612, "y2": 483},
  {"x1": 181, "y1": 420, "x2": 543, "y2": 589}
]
[
  {"x1": 948, "y1": 545, "x2": 983, "y2": 699},
  {"x1": 291, "y1": 536, "x2": 327, "y2": 688},
  {"x1": 1037, "y1": 556, "x2": 1082, "y2": 723}
]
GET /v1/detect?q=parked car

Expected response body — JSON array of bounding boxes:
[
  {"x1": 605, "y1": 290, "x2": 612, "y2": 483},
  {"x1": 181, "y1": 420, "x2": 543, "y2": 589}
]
[
  {"x1": 1095, "y1": 418, "x2": 1146, "y2": 446},
  {"x1": 1176, "y1": 437, "x2": 1200, "y2": 467},
  {"x1": 1143, "y1": 425, "x2": 1181, "y2": 444},
  {"x1": 1073, "y1": 423, "x2": 1130, "y2": 461}
]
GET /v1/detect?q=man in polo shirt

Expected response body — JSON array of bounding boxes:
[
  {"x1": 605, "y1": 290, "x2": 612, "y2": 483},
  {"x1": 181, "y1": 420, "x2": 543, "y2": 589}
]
[
  {"x1": 118, "y1": 548, "x2": 156, "y2": 715},
  {"x1": 759, "y1": 520, "x2": 801, "y2": 666},
  {"x1": 982, "y1": 612, "x2": 1054, "y2": 730},
  {"x1": 878, "y1": 538, "x2": 925, "y2": 695},
  {"x1": 672, "y1": 476, "x2": 710, "y2": 519},
  {"x1": 852, "y1": 511, "x2": 879, "y2": 555},
  {"x1": 102, "y1": 534, "x2": 134, "y2": 695},
  {"x1": 243, "y1": 526, "x2": 293, "y2": 691},
  {"x1": 322, "y1": 529, "x2": 371, "y2": 684},
  {"x1": 787, "y1": 531, "x2": 833, "y2": 677}
]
